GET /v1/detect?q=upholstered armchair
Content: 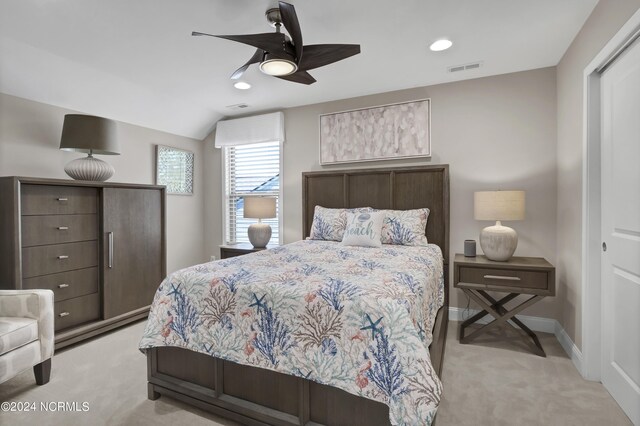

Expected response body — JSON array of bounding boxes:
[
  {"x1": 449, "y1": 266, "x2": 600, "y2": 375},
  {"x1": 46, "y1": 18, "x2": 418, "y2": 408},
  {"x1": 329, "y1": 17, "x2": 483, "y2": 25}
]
[{"x1": 0, "y1": 290, "x2": 54, "y2": 385}]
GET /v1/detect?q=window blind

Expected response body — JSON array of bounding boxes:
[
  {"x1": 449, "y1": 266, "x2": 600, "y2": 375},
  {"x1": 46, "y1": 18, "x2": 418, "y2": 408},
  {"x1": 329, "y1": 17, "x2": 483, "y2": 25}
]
[{"x1": 224, "y1": 141, "x2": 281, "y2": 244}]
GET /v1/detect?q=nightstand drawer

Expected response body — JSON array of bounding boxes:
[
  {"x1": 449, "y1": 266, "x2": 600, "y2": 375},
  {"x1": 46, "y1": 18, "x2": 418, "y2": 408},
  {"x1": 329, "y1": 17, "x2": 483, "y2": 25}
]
[
  {"x1": 219, "y1": 244, "x2": 274, "y2": 259},
  {"x1": 220, "y1": 249, "x2": 251, "y2": 259},
  {"x1": 21, "y1": 185, "x2": 98, "y2": 216},
  {"x1": 458, "y1": 266, "x2": 549, "y2": 290}
]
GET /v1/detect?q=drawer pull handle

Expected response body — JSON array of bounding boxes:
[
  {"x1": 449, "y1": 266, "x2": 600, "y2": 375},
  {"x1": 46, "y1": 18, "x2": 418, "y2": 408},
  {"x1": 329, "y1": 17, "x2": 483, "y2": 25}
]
[
  {"x1": 57, "y1": 255, "x2": 69, "y2": 260},
  {"x1": 59, "y1": 312, "x2": 70, "y2": 317},
  {"x1": 57, "y1": 198, "x2": 68, "y2": 202},
  {"x1": 108, "y1": 232, "x2": 114, "y2": 268},
  {"x1": 57, "y1": 226, "x2": 69, "y2": 230},
  {"x1": 483, "y1": 275, "x2": 521, "y2": 281},
  {"x1": 58, "y1": 283, "x2": 69, "y2": 288}
]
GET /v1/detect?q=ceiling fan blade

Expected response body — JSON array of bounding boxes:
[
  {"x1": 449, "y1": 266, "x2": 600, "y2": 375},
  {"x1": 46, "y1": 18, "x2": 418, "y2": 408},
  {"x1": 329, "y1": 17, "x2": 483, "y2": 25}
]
[
  {"x1": 276, "y1": 71, "x2": 316, "y2": 85},
  {"x1": 278, "y1": 1, "x2": 303, "y2": 62},
  {"x1": 192, "y1": 31, "x2": 216, "y2": 37},
  {"x1": 298, "y1": 44, "x2": 360, "y2": 71},
  {"x1": 193, "y1": 31, "x2": 290, "y2": 58},
  {"x1": 230, "y1": 49, "x2": 265, "y2": 80},
  {"x1": 230, "y1": 64, "x2": 250, "y2": 80}
]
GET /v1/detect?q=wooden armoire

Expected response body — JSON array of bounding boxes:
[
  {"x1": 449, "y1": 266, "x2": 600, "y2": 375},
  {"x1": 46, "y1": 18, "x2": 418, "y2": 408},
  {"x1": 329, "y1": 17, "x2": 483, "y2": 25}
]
[{"x1": 0, "y1": 177, "x2": 166, "y2": 349}]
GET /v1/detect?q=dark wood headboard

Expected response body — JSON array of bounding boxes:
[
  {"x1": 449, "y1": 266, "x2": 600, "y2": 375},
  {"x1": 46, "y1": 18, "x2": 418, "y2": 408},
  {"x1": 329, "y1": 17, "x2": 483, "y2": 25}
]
[{"x1": 302, "y1": 165, "x2": 450, "y2": 266}]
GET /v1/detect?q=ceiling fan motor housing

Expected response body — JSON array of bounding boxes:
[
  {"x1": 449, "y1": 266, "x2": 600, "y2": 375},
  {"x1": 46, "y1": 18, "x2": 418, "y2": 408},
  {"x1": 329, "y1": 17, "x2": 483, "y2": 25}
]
[{"x1": 265, "y1": 8, "x2": 282, "y2": 28}]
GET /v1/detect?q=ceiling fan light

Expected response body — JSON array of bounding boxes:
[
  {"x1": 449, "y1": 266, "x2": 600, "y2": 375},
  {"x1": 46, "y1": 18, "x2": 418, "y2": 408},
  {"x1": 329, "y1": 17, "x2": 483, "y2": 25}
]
[{"x1": 259, "y1": 58, "x2": 297, "y2": 76}]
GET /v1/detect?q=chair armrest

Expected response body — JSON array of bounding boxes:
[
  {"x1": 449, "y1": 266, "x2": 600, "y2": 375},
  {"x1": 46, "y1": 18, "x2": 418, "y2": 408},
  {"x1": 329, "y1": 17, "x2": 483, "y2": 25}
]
[{"x1": 0, "y1": 290, "x2": 54, "y2": 360}]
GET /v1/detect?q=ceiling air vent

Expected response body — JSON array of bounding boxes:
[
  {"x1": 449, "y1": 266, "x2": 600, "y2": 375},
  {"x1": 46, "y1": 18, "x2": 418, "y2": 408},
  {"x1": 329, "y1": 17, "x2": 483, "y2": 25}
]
[
  {"x1": 447, "y1": 61, "x2": 483, "y2": 73},
  {"x1": 226, "y1": 103, "x2": 250, "y2": 110}
]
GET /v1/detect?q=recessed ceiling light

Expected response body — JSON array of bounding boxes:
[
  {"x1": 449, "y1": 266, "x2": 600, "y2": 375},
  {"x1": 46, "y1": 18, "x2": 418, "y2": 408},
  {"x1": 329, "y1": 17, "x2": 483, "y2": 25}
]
[
  {"x1": 233, "y1": 81, "x2": 251, "y2": 90},
  {"x1": 430, "y1": 39, "x2": 453, "y2": 52}
]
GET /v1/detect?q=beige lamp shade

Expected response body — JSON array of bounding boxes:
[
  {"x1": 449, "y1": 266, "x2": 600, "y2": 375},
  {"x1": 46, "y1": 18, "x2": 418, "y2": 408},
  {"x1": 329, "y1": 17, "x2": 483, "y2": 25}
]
[
  {"x1": 243, "y1": 196, "x2": 277, "y2": 219},
  {"x1": 59, "y1": 114, "x2": 120, "y2": 155},
  {"x1": 474, "y1": 191, "x2": 525, "y2": 221}
]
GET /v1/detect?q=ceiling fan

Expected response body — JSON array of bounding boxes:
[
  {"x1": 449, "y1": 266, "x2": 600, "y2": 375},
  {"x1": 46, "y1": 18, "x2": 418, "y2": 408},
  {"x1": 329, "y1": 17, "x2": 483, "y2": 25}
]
[{"x1": 192, "y1": 1, "x2": 361, "y2": 85}]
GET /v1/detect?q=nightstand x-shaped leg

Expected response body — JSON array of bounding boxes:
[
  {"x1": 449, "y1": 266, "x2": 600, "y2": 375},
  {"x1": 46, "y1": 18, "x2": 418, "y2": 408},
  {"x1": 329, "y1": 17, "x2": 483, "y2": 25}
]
[{"x1": 459, "y1": 289, "x2": 546, "y2": 357}]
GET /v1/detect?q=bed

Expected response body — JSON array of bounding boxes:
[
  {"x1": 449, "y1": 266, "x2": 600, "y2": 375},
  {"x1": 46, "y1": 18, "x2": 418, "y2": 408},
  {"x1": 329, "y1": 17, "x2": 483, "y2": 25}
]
[{"x1": 142, "y1": 165, "x2": 450, "y2": 426}]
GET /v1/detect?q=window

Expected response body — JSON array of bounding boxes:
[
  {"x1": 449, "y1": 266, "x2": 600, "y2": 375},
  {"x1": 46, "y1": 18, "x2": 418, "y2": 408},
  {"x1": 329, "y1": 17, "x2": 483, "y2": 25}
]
[{"x1": 224, "y1": 141, "x2": 281, "y2": 244}]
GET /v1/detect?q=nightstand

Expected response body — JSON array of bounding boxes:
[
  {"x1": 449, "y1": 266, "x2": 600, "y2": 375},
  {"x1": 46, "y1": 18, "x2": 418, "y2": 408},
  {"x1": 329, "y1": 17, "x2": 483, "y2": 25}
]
[
  {"x1": 219, "y1": 243, "x2": 277, "y2": 259},
  {"x1": 453, "y1": 253, "x2": 555, "y2": 357}
]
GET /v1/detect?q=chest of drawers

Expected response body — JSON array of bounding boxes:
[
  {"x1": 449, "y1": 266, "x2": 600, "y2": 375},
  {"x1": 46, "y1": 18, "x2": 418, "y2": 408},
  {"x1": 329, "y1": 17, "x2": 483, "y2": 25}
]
[{"x1": 0, "y1": 177, "x2": 166, "y2": 348}]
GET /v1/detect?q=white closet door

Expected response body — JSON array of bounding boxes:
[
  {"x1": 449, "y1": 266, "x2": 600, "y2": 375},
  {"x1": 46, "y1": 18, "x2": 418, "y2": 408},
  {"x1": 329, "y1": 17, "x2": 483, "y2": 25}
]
[{"x1": 600, "y1": 37, "x2": 640, "y2": 425}]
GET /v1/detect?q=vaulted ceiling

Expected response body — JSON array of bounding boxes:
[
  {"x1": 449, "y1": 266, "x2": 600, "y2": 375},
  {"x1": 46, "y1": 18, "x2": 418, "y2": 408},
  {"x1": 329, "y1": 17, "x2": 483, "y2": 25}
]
[{"x1": 0, "y1": 0, "x2": 597, "y2": 139}]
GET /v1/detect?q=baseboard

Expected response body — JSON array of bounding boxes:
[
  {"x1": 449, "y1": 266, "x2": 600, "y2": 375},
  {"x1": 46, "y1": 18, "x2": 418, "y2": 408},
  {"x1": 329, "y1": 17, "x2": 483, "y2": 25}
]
[
  {"x1": 449, "y1": 307, "x2": 583, "y2": 374},
  {"x1": 553, "y1": 321, "x2": 584, "y2": 375}
]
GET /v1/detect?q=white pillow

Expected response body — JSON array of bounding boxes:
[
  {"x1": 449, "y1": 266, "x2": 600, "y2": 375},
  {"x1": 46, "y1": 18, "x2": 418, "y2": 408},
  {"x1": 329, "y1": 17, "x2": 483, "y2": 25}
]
[
  {"x1": 341, "y1": 211, "x2": 384, "y2": 248},
  {"x1": 380, "y1": 208, "x2": 430, "y2": 246}
]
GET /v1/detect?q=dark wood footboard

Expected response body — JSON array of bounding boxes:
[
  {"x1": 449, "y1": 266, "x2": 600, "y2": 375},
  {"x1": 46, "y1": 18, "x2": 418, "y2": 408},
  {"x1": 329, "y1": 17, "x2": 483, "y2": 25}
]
[{"x1": 146, "y1": 303, "x2": 448, "y2": 426}]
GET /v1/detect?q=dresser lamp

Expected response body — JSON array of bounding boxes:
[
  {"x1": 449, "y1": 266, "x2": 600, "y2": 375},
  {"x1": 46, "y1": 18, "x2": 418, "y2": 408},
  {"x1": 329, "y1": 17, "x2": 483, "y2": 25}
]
[
  {"x1": 243, "y1": 196, "x2": 276, "y2": 248},
  {"x1": 474, "y1": 190, "x2": 525, "y2": 261},
  {"x1": 59, "y1": 114, "x2": 120, "y2": 181}
]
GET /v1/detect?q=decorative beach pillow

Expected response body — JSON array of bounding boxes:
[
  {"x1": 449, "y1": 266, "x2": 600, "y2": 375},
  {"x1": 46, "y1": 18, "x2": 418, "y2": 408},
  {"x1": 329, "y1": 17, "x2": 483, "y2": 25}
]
[
  {"x1": 309, "y1": 206, "x2": 372, "y2": 241},
  {"x1": 341, "y1": 211, "x2": 384, "y2": 248},
  {"x1": 380, "y1": 208, "x2": 430, "y2": 246}
]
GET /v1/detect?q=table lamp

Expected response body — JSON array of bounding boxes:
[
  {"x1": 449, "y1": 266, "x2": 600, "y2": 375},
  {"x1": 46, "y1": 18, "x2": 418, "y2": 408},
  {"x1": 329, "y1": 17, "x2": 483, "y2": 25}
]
[
  {"x1": 59, "y1": 114, "x2": 120, "y2": 181},
  {"x1": 243, "y1": 196, "x2": 276, "y2": 248},
  {"x1": 474, "y1": 190, "x2": 525, "y2": 261}
]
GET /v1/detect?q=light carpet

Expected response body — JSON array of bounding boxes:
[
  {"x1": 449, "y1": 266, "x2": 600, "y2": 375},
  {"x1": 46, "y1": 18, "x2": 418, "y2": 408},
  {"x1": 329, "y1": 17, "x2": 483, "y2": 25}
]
[{"x1": 0, "y1": 320, "x2": 631, "y2": 426}]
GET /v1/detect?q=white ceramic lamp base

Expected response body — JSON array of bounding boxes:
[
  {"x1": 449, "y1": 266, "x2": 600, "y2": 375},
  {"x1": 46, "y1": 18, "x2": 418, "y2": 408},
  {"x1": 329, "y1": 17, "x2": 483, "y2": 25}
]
[
  {"x1": 479, "y1": 221, "x2": 518, "y2": 261},
  {"x1": 248, "y1": 222, "x2": 272, "y2": 248},
  {"x1": 64, "y1": 155, "x2": 115, "y2": 181}
]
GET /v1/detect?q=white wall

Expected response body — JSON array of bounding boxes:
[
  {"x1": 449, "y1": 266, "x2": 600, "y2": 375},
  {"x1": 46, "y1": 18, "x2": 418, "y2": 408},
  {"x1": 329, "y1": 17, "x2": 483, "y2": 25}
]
[
  {"x1": 556, "y1": 0, "x2": 640, "y2": 348},
  {"x1": 206, "y1": 67, "x2": 559, "y2": 318},
  {"x1": 0, "y1": 92, "x2": 206, "y2": 274}
]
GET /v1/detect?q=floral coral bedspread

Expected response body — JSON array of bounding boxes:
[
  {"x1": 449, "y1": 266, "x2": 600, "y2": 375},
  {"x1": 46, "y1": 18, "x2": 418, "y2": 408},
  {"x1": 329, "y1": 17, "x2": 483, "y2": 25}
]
[{"x1": 139, "y1": 240, "x2": 444, "y2": 425}]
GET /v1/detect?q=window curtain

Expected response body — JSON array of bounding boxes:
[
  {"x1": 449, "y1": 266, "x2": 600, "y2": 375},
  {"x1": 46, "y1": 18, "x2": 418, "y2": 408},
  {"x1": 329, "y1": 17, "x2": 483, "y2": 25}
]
[{"x1": 214, "y1": 111, "x2": 285, "y2": 148}]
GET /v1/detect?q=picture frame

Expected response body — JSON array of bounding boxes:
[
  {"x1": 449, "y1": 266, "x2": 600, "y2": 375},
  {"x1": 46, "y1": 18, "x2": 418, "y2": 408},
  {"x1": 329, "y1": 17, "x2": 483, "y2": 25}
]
[
  {"x1": 155, "y1": 145, "x2": 194, "y2": 195},
  {"x1": 319, "y1": 98, "x2": 431, "y2": 165}
]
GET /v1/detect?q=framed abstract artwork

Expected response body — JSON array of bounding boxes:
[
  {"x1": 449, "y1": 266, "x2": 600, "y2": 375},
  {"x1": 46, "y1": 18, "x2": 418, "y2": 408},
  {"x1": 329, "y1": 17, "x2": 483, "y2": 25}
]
[
  {"x1": 319, "y1": 98, "x2": 431, "y2": 165},
  {"x1": 156, "y1": 145, "x2": 194, "y2": 195}
]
